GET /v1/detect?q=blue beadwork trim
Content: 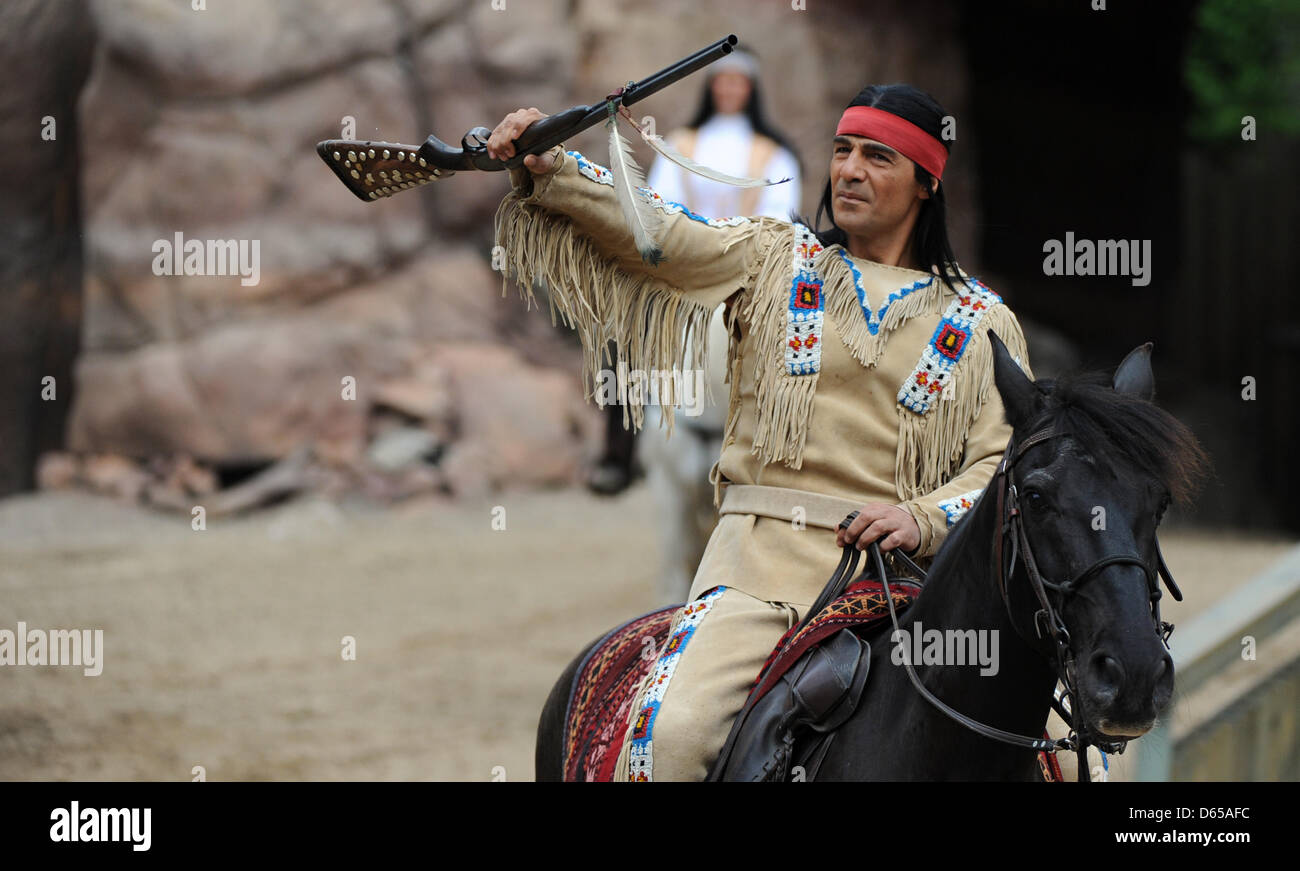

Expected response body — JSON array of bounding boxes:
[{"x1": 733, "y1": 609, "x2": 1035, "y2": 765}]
[
  {"x1": 639, "y1": 187, "x2": 751, "y2": 227},
  {"x1": 937, "y1": 488, "x2": 985, "y2": 526},
  {"x1": 835, "y1": 249, "x2": 935, "y2": 336},
  {"x1": 626, "y1": 585, "x2": 727, "y2": 781},
  {"x1": 566, "y1": 151, "x2": 750, "y2": 227},
  {"x1": 568, "y1": 150, "x2": 613, "y2": 186}
]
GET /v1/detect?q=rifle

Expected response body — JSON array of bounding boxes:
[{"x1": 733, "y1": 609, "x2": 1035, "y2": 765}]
[{"x1": 316, "y1": 34, "x2": 738, "y2": 203}]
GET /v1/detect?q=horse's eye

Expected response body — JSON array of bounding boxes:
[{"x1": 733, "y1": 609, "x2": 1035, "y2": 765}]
[
  {"x1": 1155, "y1": 495, "x2": 1171, "y2": 523},
  {"x1": 1023, "y1": 488, "x2": 1043, "y2": 505}
]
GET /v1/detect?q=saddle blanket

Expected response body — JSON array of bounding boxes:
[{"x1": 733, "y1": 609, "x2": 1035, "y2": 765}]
[
  {"x1": 561, "y1": 604, "x2": 678, "y2": 782},
  {"x1": 749, "y1": 577, "x2": 920, "y2": 704}
]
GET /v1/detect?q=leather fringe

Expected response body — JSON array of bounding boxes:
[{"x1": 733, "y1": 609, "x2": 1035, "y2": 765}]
[
  {"x1": 893, "y1": 303, "x2": 1032, "y2": 500},
  {"x1": 819, "y1": 249, "x2": 947, "y2": 368},
  {"x1": 740, "y1": 225, "x2": 813, "y2": 470},
  {"x1": 715, "y1": 295, "x2": 748, "y2": 508},
  {"x1": 494, "y1": 193, "x2": 768, "y2": 438}
]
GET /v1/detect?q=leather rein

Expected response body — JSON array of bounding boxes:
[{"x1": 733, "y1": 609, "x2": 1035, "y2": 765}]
[{"x1": 838, "y1": 425, "x2": 1181, "y2": 782}]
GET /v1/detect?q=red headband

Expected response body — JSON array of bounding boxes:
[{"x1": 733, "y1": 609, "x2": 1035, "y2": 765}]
[{"x1": 835, "y1": 106, "x2": 948, "y2": 180}]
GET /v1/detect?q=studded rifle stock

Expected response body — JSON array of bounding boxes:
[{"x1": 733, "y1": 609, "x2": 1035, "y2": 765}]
[{"x1": 316, "y1": 140, "x2": 447, "y2": 202}]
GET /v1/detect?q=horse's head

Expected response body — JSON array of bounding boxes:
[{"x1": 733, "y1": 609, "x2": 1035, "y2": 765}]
[{"x1": 987, "y1": 332, "x2": 1209, "y2": 742}]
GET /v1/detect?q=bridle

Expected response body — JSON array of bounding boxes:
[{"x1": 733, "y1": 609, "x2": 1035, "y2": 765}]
[{"x1": 853, "y1": 424, "x2": 1181, "y2": 782}]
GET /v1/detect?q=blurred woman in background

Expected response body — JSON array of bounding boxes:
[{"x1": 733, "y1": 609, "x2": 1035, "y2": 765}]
[{"x1": 645, "y1": 45, "x2": 802, "y2": 221}]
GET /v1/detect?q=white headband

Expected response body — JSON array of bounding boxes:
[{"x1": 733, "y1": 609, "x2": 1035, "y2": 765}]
[{"x1": 708, "y1": 49, "x2": 760, "y2": 81}]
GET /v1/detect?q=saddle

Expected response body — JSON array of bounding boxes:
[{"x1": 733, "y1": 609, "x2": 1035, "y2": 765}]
[{"x1": 706, "y1": 533, "x2": 1067, "y2": 782}]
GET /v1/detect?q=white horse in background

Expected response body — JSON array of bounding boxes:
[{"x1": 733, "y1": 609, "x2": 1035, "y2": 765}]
[{"x1": 639, "y1": 304, "x2": 732, "y2": 607}]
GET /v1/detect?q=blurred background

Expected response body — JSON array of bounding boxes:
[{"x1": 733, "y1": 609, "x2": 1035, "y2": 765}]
[{"x1": 0, "y1": 0, "x2": 1296, "y2": 781}]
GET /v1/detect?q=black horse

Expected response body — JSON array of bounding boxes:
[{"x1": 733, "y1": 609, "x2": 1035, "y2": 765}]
[{"x1": 536, "y1": 333, "x2": 1208, "y2": 780}]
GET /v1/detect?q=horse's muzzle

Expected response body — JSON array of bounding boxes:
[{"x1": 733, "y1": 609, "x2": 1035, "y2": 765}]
[{"x1": 1079, "y1": 648, "x2": 1174, "y2": 738}]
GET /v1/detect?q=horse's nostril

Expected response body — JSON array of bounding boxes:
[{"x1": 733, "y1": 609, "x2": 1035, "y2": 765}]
[
  {"x1": 1153, "y1": 655, "x2": 1171, "y2": 682},
  {"x1": 1151, "y1": 654, "x2": 1174, "y2": 708},
  {"x1": 1090, "y1": 653, "x2": 1126, "y2": 698}
]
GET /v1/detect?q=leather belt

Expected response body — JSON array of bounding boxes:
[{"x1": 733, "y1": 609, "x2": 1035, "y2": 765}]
[{"x1": 718, "y1": 484, "x2": 864, "y2": 531}]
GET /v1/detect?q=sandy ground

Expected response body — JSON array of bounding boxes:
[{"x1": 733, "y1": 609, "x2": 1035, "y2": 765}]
[{"x1": 0, "y1": 486, "x2": 1294, "y2": 781}]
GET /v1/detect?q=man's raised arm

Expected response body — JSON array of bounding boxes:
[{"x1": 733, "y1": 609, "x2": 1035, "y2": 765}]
[
  {"x1": 491, "y1": 108, "x2": 788, "y2": 307},
  {"x1": 487, "y1": 109, "x2": 791, "y2": 435}
]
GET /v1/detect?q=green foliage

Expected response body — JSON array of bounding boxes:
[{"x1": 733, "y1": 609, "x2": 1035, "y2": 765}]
[{"x1": 1185, "y1": 0, "x2": 1300, "y2": 142}]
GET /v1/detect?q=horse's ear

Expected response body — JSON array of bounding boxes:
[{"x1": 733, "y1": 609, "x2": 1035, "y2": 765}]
[
  {"x1": 1113, "y1": 341, "x2": 1156, "y2": 401},
  {"x1": 989, "y1": 329, "x2": 1044, "y2": 432}
]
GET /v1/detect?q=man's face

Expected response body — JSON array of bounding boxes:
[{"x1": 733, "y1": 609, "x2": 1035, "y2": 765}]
[{"x1": 829, "y1": 134, "x2": 932, "y2": 239}]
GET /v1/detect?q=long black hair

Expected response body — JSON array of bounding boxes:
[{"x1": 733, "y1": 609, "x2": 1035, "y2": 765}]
[
  {"x1": 795, "y1": 83, "x2": 962, "y2": 292},
  {"x1": 684, "y1": 49, "x2": 802, "y2": 175}
]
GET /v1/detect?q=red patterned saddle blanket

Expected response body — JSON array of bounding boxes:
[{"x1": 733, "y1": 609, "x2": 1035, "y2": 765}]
[
  {"x1": 748, "y1": 577, "x2": 920, "y2": 704},
  {"x1": 561, "y1": 605, "x2": 678, "y2": 782}
]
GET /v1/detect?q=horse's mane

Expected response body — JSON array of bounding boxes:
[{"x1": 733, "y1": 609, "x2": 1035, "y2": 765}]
[
  {"x1": 1027, "y1": 369, "x2": 1211, "y2": 506},
  {"x1": 923, "y1": 367, "x2": 1210, "y2": 580}
]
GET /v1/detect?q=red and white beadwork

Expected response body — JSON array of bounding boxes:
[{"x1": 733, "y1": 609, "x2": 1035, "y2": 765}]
[
  {"x1": 785, "y1": 224, "x2": 825, "y2": 376},
  {"x1": 897, "y1": 278, "x2": 1003, "y2": 414}
]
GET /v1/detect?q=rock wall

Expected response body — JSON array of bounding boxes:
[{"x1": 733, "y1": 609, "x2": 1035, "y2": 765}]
[
  {"x1": 0, "y1": 0, "x2": 94, "y2": 495},
  {"x1": 59, "y1": 0, "x2": 976, "y2": 503}
]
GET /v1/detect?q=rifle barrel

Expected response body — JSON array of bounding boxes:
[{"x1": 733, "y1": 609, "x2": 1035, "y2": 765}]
[
  {"x1": 621, "y1": 34, "x2": 738, "y2": 107},
  {"x1": 416, "y1": 34, "x2": 739, "y2": 172},
  {"x1": 621, "y1": 34, "x2": 737, "y2": 107}
]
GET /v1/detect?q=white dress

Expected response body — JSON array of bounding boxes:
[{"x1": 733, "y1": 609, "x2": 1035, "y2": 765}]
[{"x1": 645, "y1": 113, "x2": 802, "y2": 221}]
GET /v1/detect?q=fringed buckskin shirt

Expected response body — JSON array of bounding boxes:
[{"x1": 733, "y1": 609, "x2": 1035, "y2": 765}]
[{"x1": 497, "y1": 148, "x2": 1034, "y2": 605}]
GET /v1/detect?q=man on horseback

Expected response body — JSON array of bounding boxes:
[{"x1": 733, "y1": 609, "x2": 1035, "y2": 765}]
[{"x1": 490, "y1": 84, "x2": 1064, "y2": 780}]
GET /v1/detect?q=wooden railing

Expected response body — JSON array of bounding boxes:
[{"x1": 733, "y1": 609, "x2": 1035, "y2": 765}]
[{"x1": 1134, "y1": 545, "x2": 1300, "y2": 780}]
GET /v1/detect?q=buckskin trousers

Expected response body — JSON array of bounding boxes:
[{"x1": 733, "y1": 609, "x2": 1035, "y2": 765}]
[{"x1": 614, "y1": 585, "x2": 811, "y2": 782}]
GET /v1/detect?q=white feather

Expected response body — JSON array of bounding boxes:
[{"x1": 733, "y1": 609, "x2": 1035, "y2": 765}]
[
  {"x1": 606, "y1": 116, "x2": 665, "y2": 265},
  {"x1": 637, "y1": 127, "x2": 791, "y2": 188}
]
